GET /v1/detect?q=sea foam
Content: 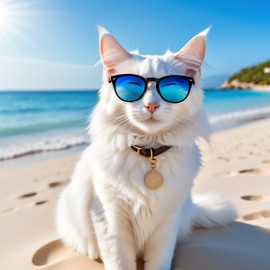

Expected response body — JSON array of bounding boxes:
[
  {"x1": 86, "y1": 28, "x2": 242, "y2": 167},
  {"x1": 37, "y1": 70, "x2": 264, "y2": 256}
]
[
  {"x1": 209, "y1": 105, "x2": 270, "y2": 125},
  {"x1": 0, "y1": 133, "x2": 89, "y2": 161}
]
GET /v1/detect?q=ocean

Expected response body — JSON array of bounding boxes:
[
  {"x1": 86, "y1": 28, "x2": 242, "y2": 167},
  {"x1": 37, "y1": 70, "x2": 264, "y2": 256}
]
[{"x1": 1, "y1": 89, "x2": 270, "y2": 161}]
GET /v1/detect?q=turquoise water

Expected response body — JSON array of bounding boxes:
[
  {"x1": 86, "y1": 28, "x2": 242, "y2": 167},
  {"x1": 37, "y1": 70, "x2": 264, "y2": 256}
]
[
  {"x1": 0, "y1": 91, "x2": 97, "y2": 137},
  {"x1": 0, "y1": 89, "x2": 270, "y2": 160},
  {"x1": 204, "y1": 89, "x2": 270, "y2": 126},
  {"x1": 204, "y1": 89, "x2": 270, "y2": 115}
]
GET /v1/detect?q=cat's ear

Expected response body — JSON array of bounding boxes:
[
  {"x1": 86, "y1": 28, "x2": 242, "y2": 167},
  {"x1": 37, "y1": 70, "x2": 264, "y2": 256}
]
[
  {"x1": 175, "y1": 27, "x2": 211, "y2": 71},
  {"x1": 97, "y1": 25, "x2": 130, "y2": 74}
]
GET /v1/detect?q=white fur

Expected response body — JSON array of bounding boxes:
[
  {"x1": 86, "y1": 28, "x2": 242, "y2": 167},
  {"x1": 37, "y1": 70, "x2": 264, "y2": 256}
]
[{"x1": 56, "y1": 27, "x2": 236, "y2": 270}]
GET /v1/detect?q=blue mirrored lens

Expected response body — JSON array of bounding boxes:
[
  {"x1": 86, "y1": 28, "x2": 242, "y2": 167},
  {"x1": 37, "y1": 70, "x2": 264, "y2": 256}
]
[
  {"x1": 115, "y1": 75, "x2": 145, "y2": 102},
  {"x1": 159, "y1": 76, "x2": 190, "y2": 102}
]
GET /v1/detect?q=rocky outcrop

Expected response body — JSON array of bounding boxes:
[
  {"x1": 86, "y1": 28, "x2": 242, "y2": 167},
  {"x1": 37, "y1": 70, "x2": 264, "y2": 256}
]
[{"x1": 220, "y1": 79, "x2": 270, "y2": 91}]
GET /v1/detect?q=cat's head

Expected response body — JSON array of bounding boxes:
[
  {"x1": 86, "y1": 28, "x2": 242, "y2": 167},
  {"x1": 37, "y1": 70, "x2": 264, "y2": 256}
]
[{"x1": 96, "y1": 26, "x2": 209, "y2": 138}]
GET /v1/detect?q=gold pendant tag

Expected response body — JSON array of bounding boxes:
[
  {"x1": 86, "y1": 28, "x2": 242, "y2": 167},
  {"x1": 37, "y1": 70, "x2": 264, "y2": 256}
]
[
  {"x1": 144, "y1": 169, "x2": 163, "y2": 189},
  {"x1": 144, "y1": 148, "x2": 163, "y2": 190}
]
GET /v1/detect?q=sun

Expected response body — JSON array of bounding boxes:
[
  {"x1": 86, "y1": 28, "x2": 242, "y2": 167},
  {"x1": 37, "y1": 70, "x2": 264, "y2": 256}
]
[{"x1": 0, "y1": 0, "x2": 33, "y2": 43}]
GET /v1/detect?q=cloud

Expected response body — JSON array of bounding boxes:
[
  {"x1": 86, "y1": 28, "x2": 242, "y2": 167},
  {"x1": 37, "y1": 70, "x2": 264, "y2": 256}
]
[{"x1": 0, "y1": 56, "x2": 102, "y2": 90}]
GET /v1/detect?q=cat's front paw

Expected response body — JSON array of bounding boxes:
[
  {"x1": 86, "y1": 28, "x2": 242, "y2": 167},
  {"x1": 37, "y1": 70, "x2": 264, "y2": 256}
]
[{"x1": 88, "y1": 242, "x2": 100, "y2": 261}]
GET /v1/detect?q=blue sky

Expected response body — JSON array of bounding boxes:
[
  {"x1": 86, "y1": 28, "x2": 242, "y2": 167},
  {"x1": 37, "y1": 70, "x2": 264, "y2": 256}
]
[{"x1": 0, "y1": 0, "x2": 269, "y2": 90}]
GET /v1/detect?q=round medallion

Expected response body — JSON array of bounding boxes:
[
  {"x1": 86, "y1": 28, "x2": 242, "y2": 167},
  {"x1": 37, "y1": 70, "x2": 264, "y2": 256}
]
[{"x1": 144, "y1": 169, "x2": 164, "y2": 189}]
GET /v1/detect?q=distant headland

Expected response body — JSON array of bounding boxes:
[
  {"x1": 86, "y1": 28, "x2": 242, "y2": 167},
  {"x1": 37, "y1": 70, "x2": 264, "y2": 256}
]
[{"x1": 220, "y1": 60, "x2": 270, "y2": 91}]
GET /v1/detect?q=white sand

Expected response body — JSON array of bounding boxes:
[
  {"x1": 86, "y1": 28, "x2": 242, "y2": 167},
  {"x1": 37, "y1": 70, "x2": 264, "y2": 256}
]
[{"x1": 1, "y1": 119, "x2": 270, "y2": 269}]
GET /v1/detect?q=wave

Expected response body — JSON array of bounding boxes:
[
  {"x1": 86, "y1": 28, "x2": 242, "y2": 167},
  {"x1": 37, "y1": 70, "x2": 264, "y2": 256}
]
[
  {"x1": 208, "y1": 105, "x2": 270, "y2": 125},
  {"x1": 1, "y1": 105, "x2": 270, "y2": 161},
  {"x1": 0, "y1": 106, "x2": 90, "y2": 114},
  {"x1": 0, "y1": 119, "x2": 86, "y2": 137},
  {"x1": 0, "y1": 133, "x2": 90, "y2": 161},
  {"x1": 0, "y1": 108, "x2": 46, "y2": 114}
]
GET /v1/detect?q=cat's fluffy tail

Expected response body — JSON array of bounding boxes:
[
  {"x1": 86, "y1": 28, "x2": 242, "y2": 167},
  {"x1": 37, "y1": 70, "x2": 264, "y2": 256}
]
[{"x1": 192, "y1": 193, "x2": 237, "y2": 228}]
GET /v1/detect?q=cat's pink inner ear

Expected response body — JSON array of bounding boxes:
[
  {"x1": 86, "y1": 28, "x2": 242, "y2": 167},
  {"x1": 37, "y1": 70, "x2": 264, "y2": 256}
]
[
  {"x1": 175, "y1": 28, "x2": 209, "y2": 72},
  {"x1": 99, "y1": 31, "x2": 130, "y2": 74}
]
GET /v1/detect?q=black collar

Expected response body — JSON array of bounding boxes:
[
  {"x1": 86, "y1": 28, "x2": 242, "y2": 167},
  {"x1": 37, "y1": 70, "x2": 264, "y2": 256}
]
[{"x1": 130, "y1": 145, "x2": 172, "y2": 157}]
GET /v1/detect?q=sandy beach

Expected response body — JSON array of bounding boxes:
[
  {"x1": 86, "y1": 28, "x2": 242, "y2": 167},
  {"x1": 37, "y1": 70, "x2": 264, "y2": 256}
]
[{"x1": 1, "y1": 119, "x2": 270, "y2": 270}]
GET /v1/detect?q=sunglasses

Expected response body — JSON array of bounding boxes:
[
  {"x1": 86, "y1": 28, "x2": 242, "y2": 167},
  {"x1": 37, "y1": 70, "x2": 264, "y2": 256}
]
[{"x1": 108, "y1": 74, "x2": 194, "y2": 103}]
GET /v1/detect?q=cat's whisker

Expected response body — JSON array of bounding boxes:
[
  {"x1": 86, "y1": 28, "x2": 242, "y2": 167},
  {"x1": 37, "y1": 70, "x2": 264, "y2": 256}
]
[{"x1": 109, "y1": 115, "x2": 145, "y2": 136}]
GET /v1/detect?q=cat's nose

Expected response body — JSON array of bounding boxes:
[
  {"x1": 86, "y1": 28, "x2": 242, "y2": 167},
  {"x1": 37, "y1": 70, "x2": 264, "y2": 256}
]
[{"x1": 145, "y1": 103, "x2": 160, "y2": 113}]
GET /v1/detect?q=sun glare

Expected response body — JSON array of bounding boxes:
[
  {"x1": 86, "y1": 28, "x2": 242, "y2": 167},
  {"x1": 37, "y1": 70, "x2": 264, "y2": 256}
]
[
  {"x1": 0, "y1": 3, "x2": 9, "y2": 28},
  {"x1": 0, "y1": 0, "x2": 33, "y2": 44},
  {"x1": 0, "y1": 3, "x2": 10, "y2": 30}
]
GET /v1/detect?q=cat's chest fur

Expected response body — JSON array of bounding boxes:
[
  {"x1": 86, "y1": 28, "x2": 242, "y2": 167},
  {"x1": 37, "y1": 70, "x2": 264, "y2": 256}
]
[
  {"x1": 91, "y1": 140, "x2": 201, "y2": 251},
  {"x1": 92, "y1": 141, "x2": 200, "y2": 195}
]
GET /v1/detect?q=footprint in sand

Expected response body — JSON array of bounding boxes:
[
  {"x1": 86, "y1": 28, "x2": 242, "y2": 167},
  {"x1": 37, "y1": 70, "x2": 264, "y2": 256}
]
[
  {"x1": 48, "y1": 181, "x2": 66, "y2": 188},
  {"x1": 35, "y1": 200, "x2": 48, "y2": 206},
  {"x1": 16, "y1": 191, "x2": 50, "y2": 209},
  {"x1": 32, "y1": 240, "x2": 78, "y2": 266},
  {"x1": 238, "y1": 168, "x2": 270, "y2": 175},
  {"x1": 32, "y1": 240, "x2": 144, "y2": 269},
  {"x1": 243, "y1": 210, "x2": 270, "y2": 221},
  {"x1": 32, "y1": 240, "x2": 103, "y2": 268},
  {"x1": 218, "y1": 168, "x2": 270, "y2": 177},
  {"x1": 241, "y1": 195, "x2": 269, "y2": 202},
  {"x1": 18, "y1": 192, "x2": 38, "y2": 199}
]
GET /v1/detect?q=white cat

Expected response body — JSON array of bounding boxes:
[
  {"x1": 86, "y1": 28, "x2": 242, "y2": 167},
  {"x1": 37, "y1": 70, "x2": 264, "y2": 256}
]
[{"x1": 56, "y1": 26, "x2": 236, "y2": 270}]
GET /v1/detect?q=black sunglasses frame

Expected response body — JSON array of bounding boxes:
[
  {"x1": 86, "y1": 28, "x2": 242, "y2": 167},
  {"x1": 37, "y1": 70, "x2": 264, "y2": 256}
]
[{"x1": 108, "y1": 74, "x2": 195, "y2": 103}]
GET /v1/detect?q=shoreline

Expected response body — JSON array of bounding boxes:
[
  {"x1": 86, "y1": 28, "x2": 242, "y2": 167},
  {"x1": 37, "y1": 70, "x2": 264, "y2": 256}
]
[
  {"x1": 0, "y1": 144, "x2": 86, "y2": 169},
  {"x1": 1, "y1": 118, "x2": 270, "y2": 269},
  {"x1": 1, "y1": 115, "x2": 269, "y2": 164}
]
